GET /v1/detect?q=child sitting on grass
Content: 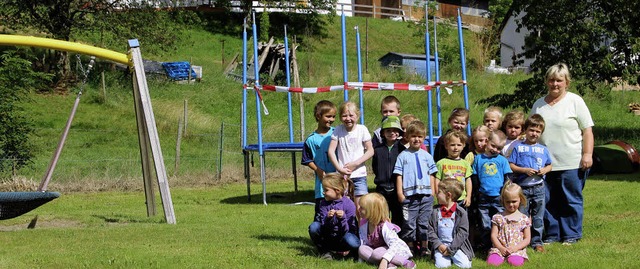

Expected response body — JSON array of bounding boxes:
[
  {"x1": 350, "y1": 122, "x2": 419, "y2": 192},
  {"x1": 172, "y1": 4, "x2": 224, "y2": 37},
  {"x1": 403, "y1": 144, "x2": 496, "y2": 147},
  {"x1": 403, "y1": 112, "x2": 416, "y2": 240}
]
[
  {"x1": 358, "y1": 193, "x2": 416, "y2": 269},
  {"x1": 487, "y1": 182, "x2": 531, "y2": 267},
  {"x1": 427, "y1": 178, "x2": 474, "y2": 268},
  {"x1": 308, "y1": 173, "x2": 360, "y2": 260}
]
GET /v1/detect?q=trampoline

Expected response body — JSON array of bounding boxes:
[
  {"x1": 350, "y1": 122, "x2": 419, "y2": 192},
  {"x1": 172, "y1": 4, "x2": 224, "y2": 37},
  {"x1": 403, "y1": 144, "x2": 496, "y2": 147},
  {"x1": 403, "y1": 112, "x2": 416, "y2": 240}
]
[{"x1": 243, "y1": 142, "x2": 304, "y2": 203}]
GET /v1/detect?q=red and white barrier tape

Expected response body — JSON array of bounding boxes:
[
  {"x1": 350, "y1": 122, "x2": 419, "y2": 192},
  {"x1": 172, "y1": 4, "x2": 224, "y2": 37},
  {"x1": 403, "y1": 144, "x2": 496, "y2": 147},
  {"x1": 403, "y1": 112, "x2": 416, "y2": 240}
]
[{"x1": 247, "y1": 80, "x2": 466, "y2": 93}]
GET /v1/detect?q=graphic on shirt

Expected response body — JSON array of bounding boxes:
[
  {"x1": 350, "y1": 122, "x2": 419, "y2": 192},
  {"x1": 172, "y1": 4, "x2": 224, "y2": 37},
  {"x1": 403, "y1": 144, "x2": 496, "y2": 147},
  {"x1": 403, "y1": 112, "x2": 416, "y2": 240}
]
[
  {"x1": 536, "y1": 157, "x2": 543, "y2": 170},
  {"x1": 483, "y1": 162, "x2": 498, "y2": 176}
]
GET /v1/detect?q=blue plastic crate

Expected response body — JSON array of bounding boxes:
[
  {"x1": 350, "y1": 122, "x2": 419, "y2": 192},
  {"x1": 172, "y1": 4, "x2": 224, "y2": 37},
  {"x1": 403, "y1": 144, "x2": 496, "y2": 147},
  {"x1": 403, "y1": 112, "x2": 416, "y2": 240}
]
[{"x1": 162, "y1": 61, "x2": 197, "y2": 81}]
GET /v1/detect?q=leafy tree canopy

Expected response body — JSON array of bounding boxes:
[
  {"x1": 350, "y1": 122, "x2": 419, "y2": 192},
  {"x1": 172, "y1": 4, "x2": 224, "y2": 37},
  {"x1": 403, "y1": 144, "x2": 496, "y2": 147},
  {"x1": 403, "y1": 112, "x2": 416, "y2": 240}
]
[{"x1": 480, "y1": 0, "x2": 640, "y2": 110}]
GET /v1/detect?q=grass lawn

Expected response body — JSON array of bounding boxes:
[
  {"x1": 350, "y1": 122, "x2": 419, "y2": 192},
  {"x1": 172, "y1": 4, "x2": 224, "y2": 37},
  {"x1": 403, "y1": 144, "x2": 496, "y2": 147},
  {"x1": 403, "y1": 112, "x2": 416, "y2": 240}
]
[{"x1": 1, "y1": 171, "x2": 639, "y2": 268}]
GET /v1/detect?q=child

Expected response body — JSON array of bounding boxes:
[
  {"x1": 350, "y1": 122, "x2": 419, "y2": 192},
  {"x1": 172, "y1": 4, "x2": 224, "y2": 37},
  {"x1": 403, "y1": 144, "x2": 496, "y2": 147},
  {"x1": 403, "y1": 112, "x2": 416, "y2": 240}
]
[
  {"x1": 464, "y1": 125, "x2": 491, "y2": 165},
  {"x1": 501, "y1": 110, "x2": 525, "y2": 157},
  {"x1": 302, "y1": 100, "x2": 337, "y2": 221},
  {"x1": 483, "y1": 106, "x2": 503, "y2": 131},
  {"x1": 393, "y1": 120, "x2": 438, "y2": 256},
  {"x1": 508, "y1": 114, "x2": 552, "y2": 253},
  {"x1": 308, "y1": 173, "x2": 360, "y2": 260},
  {"x1": 435, "y1": 131, "x2": 473, "y2": 208},
  {"x1": 487, "y1": 181, "x2": 531, "y2": 267},
  {"x1": 427, "y1": 178, "x2": 474, "y2": 268},
  {"x1": 463, "y1": 125, "x2": 491, "y2": 247},
  {"x1": 372, "y1": 115, "x2": 406, "y2": 227},
  {"x1": 399, "y1": 114, "x2": 427, "y2": 151},
  {"x1": 358, "y1": 193, "x2": 416, "y2": 269},
  {"x1": 373, "y1": 96, "x2": 402, "y2": 148},
  {"x1": 328, "y1": 101, "x2": 374, "y2": 212},
  {"x1": 472, "y1": 130, "x2": 512, "y2": 249},
  {"x1": 434, "y1": 108, "x2": 470, "y2": 163}
]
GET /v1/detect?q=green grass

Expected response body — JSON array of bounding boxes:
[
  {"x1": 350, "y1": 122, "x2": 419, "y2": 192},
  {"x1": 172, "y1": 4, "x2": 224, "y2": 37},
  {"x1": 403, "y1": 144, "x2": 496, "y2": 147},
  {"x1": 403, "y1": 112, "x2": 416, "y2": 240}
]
[{"x1": 1, "y1": 172, "x2": 639, "y2": 268}]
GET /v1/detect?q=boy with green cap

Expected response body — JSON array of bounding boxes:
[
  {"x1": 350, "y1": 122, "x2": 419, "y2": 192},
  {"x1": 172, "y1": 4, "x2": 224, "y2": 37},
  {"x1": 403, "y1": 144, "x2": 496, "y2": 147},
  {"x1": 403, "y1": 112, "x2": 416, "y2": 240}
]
[{"x1": 372, "y1": 115, "x2": 406, "y2": 227}]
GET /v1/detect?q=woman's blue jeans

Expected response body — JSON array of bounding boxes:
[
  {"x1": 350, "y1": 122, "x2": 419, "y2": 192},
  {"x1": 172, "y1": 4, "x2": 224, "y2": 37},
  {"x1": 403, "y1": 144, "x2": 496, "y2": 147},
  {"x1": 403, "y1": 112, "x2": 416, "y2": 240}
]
[{"x1": 543, "y1": 169, "x2": 588, "y2": 242}]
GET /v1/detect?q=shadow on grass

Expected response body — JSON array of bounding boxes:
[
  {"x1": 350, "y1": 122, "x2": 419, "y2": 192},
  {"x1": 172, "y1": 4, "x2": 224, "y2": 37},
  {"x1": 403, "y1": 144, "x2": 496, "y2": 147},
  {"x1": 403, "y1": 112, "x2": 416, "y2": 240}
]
[
  {"x1": 254, "y1": 234, "x2": 317, "y2": 256},
  {"x1": 91, "y1": 214, "x2": 165, "y2": 224},
  {"x1": 588, "y1": 170, "x2": 640, "y2": 183},
  {"x1": 220, "y1": 189, "x2": 316, "y2": 205}
]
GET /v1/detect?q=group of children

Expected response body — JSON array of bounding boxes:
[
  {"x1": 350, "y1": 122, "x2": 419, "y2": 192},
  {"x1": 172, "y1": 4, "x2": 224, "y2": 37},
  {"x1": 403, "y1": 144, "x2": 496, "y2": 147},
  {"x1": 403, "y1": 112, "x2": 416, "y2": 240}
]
[{"x1": 302, "y1": 96, "x2": 553, "y2": 268}]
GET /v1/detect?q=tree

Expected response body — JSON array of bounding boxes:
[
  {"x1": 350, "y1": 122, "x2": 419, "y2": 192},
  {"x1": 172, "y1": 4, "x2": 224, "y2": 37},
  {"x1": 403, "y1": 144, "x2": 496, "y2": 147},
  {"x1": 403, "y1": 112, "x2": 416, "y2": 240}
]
[
  {"x1": 0, "y1": 0, "x2": 123, "y2": 82},
  {"x1": 479, "y1": 0, "x2": 640, "y2": 109},
  {"x1": 0, "y1": 0, "x2": 185, "y2": 88},
  {"x1": 0, "y1": 51, "x2": 53, "y2": 176}
]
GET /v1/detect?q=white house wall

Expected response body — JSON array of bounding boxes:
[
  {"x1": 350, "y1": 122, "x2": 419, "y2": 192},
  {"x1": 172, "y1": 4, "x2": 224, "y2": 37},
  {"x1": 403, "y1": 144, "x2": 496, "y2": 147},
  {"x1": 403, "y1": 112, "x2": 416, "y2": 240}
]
[{"x1": 500, "y1": 11, "x2": 534, "y2": 71}]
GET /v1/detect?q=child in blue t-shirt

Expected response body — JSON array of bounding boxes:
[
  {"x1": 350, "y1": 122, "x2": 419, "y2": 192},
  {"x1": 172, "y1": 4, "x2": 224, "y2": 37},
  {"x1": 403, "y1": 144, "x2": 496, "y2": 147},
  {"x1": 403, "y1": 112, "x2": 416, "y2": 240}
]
[
  {"x1": 472, "y1": 129, "x2": 512, "y2": 249},
  {"x1": 393, "y1": 120, "x2": 438, "y2": 256},
  {"x1": 508, "y1": 114, "x2": 552, "y2": 252},
  {"x1": 302, "y1": 100, "x2": 337, "y2": 221}
]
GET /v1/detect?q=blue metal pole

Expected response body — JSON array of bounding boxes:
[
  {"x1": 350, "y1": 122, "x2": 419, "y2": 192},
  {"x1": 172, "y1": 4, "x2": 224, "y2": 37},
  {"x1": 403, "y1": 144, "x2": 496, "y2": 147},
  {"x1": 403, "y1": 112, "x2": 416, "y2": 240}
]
[
  {"x1": 425, "y1": 4, "x2": 435, "y2": 156},
  {"x1": 252, "y1": 12, "x2": 264, "y2": 156},
  {"x1": 242, "y1": 18, "x2": 248, "y2": 149},
  {"x1": 355, "y1": 25, "x2": 364, "y2": 124},
  {"x1": 284, "y1": 25, "x2": 294, "y2": 143},
  {"x1": 341, "y1": 6, "x2": 349, "y2": 101},
  {"x1": 457, "y1": 9, "x2": 471, "y2": 135},
  {"x1": 434, "y1": 15, "x2": 442, "y2": 137}
]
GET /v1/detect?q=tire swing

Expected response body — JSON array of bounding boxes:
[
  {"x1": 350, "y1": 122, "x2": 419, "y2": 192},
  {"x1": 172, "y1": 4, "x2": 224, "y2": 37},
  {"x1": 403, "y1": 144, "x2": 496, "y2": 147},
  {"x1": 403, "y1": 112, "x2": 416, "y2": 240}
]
[{"x1": 0, "y1": 55, "x2": 95, "y2": 221}]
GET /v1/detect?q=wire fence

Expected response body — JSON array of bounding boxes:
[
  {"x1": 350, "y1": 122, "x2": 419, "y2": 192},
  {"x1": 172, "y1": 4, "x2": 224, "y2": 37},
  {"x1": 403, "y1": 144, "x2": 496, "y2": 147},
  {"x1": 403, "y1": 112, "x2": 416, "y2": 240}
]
[{"x1": 4, "y1": 121, "x2": 313, "y2": 186}]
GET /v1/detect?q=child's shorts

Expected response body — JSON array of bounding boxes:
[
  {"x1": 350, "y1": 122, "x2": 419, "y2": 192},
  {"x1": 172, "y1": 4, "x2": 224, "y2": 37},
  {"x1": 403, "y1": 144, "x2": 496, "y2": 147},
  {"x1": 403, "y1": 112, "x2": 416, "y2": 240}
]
[{"x1": 350, "y1": 176, "x2": 369, "y2": 196}]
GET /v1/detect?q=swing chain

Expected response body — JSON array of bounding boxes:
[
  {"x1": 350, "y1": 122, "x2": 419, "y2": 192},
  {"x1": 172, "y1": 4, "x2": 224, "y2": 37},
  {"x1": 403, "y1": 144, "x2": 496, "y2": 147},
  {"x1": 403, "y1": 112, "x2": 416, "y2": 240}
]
[{"x1": 74, "y1": 54, "x2": 96, "y2": 96}]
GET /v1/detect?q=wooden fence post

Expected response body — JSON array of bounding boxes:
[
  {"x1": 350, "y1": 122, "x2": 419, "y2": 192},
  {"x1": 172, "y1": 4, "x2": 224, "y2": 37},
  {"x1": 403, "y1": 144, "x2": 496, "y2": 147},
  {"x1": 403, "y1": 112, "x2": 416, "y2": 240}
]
[
  {"x1": 175, "y1": 116, "x2": 183, "y2": 176},
  {"x1": 217, "y1": 122, "x2": 224, "y2": 180},
  {"x1": 183, "y1": 99, "x2": 188, "y2": 136}
]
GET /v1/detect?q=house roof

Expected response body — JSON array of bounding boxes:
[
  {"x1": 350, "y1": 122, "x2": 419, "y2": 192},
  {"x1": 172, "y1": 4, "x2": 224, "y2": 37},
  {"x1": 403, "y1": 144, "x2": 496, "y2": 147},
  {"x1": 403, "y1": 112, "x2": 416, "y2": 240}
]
[{"x1": 378, "y1": 52, "x2": 437, "y2": 61}]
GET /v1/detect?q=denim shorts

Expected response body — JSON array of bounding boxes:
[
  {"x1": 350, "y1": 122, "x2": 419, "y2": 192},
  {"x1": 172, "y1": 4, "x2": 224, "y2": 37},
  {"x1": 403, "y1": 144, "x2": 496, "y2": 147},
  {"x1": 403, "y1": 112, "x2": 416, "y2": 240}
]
[{"x1": 350, "y1": 176, "x2": 369, "y2": 196}]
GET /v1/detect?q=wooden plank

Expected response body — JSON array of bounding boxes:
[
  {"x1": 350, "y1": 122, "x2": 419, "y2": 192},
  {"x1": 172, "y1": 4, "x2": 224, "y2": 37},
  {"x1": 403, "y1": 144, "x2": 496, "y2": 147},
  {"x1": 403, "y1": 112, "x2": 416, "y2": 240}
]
[
  {"x1": 223, "y1": 52, "x2": 239, "y2": 75},
  {"x1": 131, "y1": 60, "x2": 157, "y2": 217},
  {"x1": 257, "y1": 37, "x2": 275, "y2": 73},
  {"x1": 129, "y1": 42, "x2": 176, "y2": 224}
]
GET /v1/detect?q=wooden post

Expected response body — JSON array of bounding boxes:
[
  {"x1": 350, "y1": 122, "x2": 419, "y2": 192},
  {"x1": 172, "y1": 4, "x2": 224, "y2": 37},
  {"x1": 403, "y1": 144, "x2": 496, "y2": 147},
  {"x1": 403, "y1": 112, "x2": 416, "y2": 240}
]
[
  {"x1": 188, "y1": 57, "x2": 192, "y2": 84},
  {"x1": 101, "y1": 71, "x2": 107, "y2": 102},
  {"x1": 129, "y1": 39, "x2": 176, "y2": 224},
  {"x1": 221, "y1": 39, "x2": 225, "y2": 66},
  {"x1": 175, "y1": 116, "x2": 183, "y2": 176},
  {"x1": 183, "y1": 99, "x2": 188, "y2": 136},
  {"x1": 217, "y1": 122, "x2": 224, "y2": 180},
  {"x1": 373, "y1": 3, "x2": 376, "y2": 18},
  {"x1": 258, "y1": 37, "x2": 275, "y2": 72}
]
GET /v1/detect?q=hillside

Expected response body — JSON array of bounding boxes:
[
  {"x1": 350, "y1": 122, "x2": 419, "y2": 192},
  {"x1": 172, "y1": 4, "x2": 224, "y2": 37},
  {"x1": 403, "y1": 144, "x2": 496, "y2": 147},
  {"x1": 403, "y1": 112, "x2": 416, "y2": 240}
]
[{"x1": 8, "y1": 14, "x2": 640, "y2": 190}]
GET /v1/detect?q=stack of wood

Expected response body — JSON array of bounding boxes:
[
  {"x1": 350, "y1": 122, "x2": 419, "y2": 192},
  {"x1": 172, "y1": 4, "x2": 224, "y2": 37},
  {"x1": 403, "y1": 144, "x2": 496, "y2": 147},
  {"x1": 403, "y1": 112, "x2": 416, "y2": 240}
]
[{"x1": 224, "y1": 37, "x2": 301, "y2": 87}]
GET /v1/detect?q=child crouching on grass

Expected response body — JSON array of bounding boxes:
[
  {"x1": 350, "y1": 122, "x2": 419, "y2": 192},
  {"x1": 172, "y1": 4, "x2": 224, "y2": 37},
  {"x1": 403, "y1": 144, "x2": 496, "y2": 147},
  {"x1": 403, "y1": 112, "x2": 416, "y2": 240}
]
[
  {"x1": 427, "y1": 178, "x2": 474, "y2": 268},
  {"x1": 358, "y1": 193, "x2": 416, "y2": 269},
  {"x1": 309, "y1": 173, "x2": 360, "y2": 260}
]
